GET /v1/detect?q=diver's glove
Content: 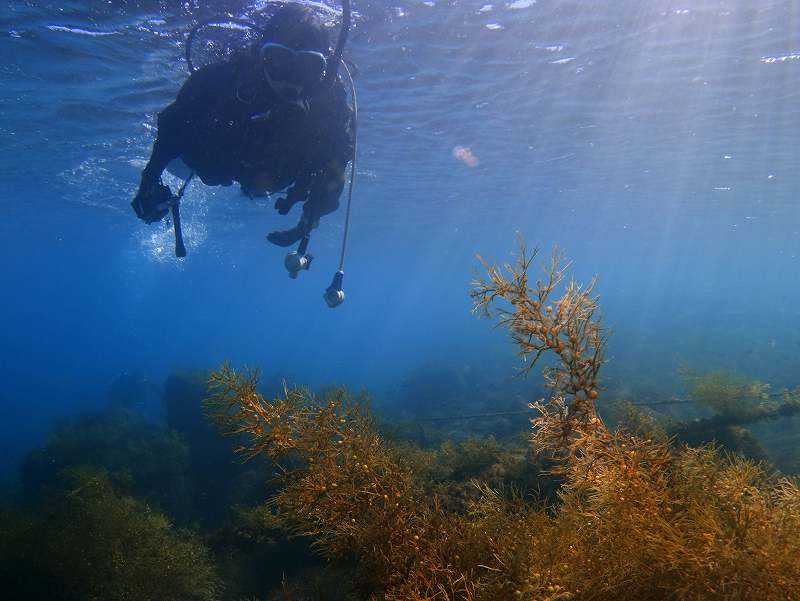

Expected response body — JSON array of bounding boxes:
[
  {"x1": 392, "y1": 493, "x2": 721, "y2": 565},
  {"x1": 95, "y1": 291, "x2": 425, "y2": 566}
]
[
  {"x1": 267, "y1": 213, "x2": 316, "y2": 247},
  {"x1": 267, "y1": 224, "x2": 306, "y2": 247},
  {"x1": 131, "y1": 180, "x2": 175, "y2": 224}
]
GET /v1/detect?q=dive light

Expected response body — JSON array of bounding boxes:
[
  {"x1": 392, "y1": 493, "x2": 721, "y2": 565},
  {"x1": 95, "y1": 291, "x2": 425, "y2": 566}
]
[{"x1": 324, "y1": 270, "x2": 345, "y2": 308}]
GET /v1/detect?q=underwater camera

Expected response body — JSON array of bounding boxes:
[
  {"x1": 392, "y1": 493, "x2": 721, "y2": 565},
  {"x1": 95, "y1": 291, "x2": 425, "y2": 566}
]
[
  {"x1": 284, "y1": 252, "x2": 313, "y2": 278},
  {"x1": 284, "y1": 239, "x2": 346, "y2": 308},
  {"x1": 284, "y1": 236, "x2": 313, "y2": 279}
]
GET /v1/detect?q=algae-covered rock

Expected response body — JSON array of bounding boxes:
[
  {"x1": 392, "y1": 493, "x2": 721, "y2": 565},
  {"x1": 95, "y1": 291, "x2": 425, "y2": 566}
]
[
  {"x1": 679, "y1": 367, "x2": 776, "y2": 420},
  {"x1": 18, "y1": 408, "x2": 191, "y2": 517},
  {"x1": 1, "y1": 468, "x2": 221, "y2": 601}
]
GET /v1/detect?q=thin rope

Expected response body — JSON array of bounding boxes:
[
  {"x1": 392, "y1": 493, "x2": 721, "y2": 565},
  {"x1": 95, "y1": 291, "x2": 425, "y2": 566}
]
[
  {"x1": 409, "y1": 398, "x2": 697, "y2": 423},
  {"x1": 337, "y1": 61, "x2": 357, "y2": 272},
  {"x1": 408, "y1": 388, "x2": 799, "y2": 423}
]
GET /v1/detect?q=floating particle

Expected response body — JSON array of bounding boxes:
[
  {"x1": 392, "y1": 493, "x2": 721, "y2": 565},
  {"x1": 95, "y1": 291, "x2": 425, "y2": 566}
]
[{"x1": 453, "y1": 145, "x2": 479, "y2": 168}]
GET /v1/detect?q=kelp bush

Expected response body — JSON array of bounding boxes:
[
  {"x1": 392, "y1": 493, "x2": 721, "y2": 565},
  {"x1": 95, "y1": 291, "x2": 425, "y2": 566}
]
[
  {"x1": 598, "y1": 368, "x2": 800, "y2": 470},
  {"x1": 390, "y1": 434, "x2": 555, "y2": 513},
  {"x1": 631, "y1": 367, "x2": 800, "y2": 465},
  {"x1": 18, "y1": 408, "x2": 192, "y2": 516},
  {"x1": 17, "y1": 372, "x2": 266, "y2": 526},
  {"x1": 1, "y1": 468, "x2": 221, "y2": 601},
  {"x1": 207, "y1": 241, "x2": 800, "y2": 601},
  {"x1": 5, "y1": 370, "x2": 309, "y2": 601},
  {"x1": 678, "y1": 367, "x2": 776, "y2": 420}
]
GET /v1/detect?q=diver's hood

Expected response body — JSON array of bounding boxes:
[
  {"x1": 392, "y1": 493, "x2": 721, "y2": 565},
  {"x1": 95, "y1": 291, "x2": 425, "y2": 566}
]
[{"x1": 185, "y1": 0, "x2": 351, "y2": 97}]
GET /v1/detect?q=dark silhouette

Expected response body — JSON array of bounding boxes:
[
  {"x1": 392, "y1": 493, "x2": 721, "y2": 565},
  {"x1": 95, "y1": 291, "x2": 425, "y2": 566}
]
[{"x1": 132, "y1": 4, "x2": 354, "y2": 248}]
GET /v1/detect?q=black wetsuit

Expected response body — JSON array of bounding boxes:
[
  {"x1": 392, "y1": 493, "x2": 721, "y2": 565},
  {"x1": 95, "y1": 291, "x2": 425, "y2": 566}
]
[{"x1": 137, "y1": 53, "x2": 354, "y2": 243}]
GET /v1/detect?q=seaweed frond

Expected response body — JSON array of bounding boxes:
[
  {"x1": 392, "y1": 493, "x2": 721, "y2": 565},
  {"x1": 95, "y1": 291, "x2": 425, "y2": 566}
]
[
  {"x1": 205, "y1": 363, "x2": 467, "y2": 596},
  {"x1": 678, "y1": 367, "x2": 776, "y2": 420},
  {"x1": 200, "y1": 241, "x2": 800, "y2": 601},
  {"x1": 472, "y1": 240, "x2": 608, "y2": 457}
]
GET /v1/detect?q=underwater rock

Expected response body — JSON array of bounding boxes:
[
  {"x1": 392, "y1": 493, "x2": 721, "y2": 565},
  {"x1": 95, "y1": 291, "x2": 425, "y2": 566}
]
[
  {"x1": 163, "y1": 370, "x2": 268, "y2": 526},
  {"x1": 18, "y1": 408, "x2": 191, "y2": 517}
]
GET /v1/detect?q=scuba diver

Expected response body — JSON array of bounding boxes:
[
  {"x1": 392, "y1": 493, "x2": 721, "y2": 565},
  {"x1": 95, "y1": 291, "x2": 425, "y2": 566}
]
[{"x1": 131, "y1": 3, "x2": 355, "y2": 254}]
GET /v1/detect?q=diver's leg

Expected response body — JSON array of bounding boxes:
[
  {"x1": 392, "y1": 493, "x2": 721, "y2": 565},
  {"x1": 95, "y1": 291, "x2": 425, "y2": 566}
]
[{"x1": 266, "y1": 172, "x2": 343, "y2": 247}]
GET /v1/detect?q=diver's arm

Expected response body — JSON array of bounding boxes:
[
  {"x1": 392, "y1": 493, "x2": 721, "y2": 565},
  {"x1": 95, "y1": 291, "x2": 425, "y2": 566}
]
[
  {"x1": 138, "y1": 103, "x2": 185, "y2": 187},
  {"x1": 132, "y1": 62, "x2": 236, "y2": 223},
  {"x1": 137, "y1": 63, "x2": 227, "y2": 188},
  {"x1": 131, "y1": 103, "x2": 185, "y2": 222},
  {"x1": 139, "y1": 136, "x2": 176, "y2": 188}
]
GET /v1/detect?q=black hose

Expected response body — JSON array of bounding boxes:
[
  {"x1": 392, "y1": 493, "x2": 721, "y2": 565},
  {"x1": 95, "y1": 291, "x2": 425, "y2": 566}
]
[
  {"x1": 170, "y1": 173, "x2": 194, "y2": 257},
  {"x1": 336, "y1": 60, "x2": 357, "y2": 273},
  {"x1": 171, "y1": 204, "x2": 186, "y2": 257},
  {"x1": 322, "y1": 0, "x2": 351, "y2": 87}
]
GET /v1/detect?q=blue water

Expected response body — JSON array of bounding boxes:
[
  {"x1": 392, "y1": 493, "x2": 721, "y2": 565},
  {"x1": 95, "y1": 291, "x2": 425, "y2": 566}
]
[{"x1": 1, "y1": 0, "x2": 799, "y2": 479}]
